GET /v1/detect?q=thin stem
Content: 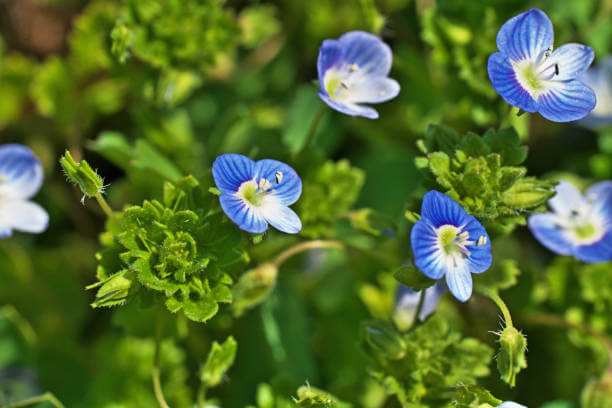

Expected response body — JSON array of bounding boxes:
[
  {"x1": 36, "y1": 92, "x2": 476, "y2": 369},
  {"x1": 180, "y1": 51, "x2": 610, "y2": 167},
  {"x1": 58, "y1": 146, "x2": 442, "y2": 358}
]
[
  {"x1": 413, "y1": 290, "x2": 426, "y2": 327},
  {"x1": 498, "y1": 104, "x2": 514, "y2": 129},
  {"x1": 95, "y1": 193, "x2": 114, "y2": 218},
  {"x1": 5, "y1": 392, "x2": 66, "y2": 408},
  {"x1": 272, "y1": 240, "x2": 344, "y2": 268},
  {"x1": 299, "y1": 104, "x2": 327, "y2": 154},
  {"x1": 152, "y1": 310, "x2": 170, "y2": 408},
  {"x1": 487, "y1": 291, "x2": 513, "y2": 328}
]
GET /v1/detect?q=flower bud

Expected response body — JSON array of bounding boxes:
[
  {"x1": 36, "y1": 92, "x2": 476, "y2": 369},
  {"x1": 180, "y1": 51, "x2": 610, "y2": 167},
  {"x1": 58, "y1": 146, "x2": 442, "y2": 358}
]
[
  {"x1": 231, "y1": 263, "x2": 278, "y2": 317},
  {"x1": 496, "y1": 325, "x2": 527, "y2": 387},
  {"x1": 500, "y1": 178, "x2": 555, "y2": 209},
  {"x1": 361, "y1": 320, "x2": 406, "y2": 360},
  {"x1": 581, "y1": 371, "x2": 612, "y2": 408},
  {"x1": 60, "y1": 150, "x2": 105, "y2": 198}
]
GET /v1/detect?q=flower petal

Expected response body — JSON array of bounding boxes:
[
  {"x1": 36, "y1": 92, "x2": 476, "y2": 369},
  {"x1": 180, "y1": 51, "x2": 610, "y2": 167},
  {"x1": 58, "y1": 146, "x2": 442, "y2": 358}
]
[
  {"x1": 317, "y1": 39, "x2": 346, "y2": 92},
  {"x1": 212, "y1": 154, "x2": 256, "y2": 193},
  {"x1": 499, "y1": 402, "x2": 527, "y2": 408},
  {"x1": 420, "y1": 190, "x2": 469, "y2": 229},
  {"x1": 395, "y1": 280, "x2": 446, "y2": 322},
  {"x1": 254, "y1": 159, "x2": 302, "y2": 206},
  {"x1": 445, "y1": 264, "x2": 472, "y2": 302},
  {"x1": 260, "y1": 197, "x2": 302, "y2": 234},
  {"x1": 0, "y1": 199, "x2": 49, "y2": 235},
  {"x1": 496, "y1": 8, "x2": 554, "y2": 62},
  {"x1": 585, "y1": 181, "x2": 612, "y2": 224},
  {"x1": 410, "y1": 220, "x2": 445, "y2": 280},
  {"x1": 574, "y1": 231, "x2": 612, "y2": 263},
  {"x1": 338, "y1": 31, "x2": 392, "y2": 77},
  {"x1": 0, "y1": 144, "x2": 44, "y2": 200},
  {"x1": 527, "y1": 212, "x2": 574, "y2": 256},
  {"x1": 549, "y1": 43, "x2": 594, "y2": 81},
  {"x1": 548, "y1": 180, "x2": 584, "y2": 216},
  {"x1": 463, "y1": 215, "x2": 492, "y2": 273},
  {"x1": 538, "y1": 79, "x2": 596, "y2": 122},
  {"x1": 318, "y1": 92, "x2": 379, "y2": 119},
  {"x1": 346, "y1": 77, "x2": 400, "y2": 104},
  {"x1": 487, "y1": 52, "x2": 538, "y2": 112},
  {"x1": 219, "y1": 193, "x2": 267, "y2": 234}
]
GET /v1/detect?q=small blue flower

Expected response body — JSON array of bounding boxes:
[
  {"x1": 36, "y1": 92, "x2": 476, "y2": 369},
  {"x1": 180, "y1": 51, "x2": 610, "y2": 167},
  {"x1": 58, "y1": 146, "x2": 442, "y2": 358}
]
[
  {"x1": 394, "y1": 281, "x2": 446, "y2": 329},
  {"x1": 487, "y1": 9, "x2": 596, "y2": 122},
  {"x1": 580, "y1": 56, "x2": 612, "y2": 127},
  {"x1": 0, "y1": 144, "x2": 49, "y2": 238},
  {"x1": 528, "y1": 180, "x2": 612, "y2": 263},
  {"x1": 317, "y1": 31, "x2": 400, "y2": 119},
  {"x1": 212, "y1": 153, "x2": 302, "y2": 234},
  {"x1": 410, "y1": 191, "x2": 492, "y2": 302},
  {"x1": 499, "y1": 402, "x2": 527, "y2": 408}
]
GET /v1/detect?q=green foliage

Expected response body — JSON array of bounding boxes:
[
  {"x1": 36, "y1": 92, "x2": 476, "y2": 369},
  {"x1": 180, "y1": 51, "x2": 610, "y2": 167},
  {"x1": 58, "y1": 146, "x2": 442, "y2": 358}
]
[
  {"x1": 91, "y1": 176, "x2": 248, "y2": 322},
  {"x1": 474, "y1": 259, "x2": 521, "y2": 294},
  {"x1": 496, "y1": 326, "x2": 528, "y2": 387},
  {"x1": 294, "y1": 384, "x2": 352, "y2": 408},
  {"x1": 581, "y1": 372, "x2": 612, "y2": 408},
  {"x1": 231, "y1": 263, "x2": 279, "y2": 317},
  {"x1": 297, "y1": 160, "x2": 365, "y2": 237},
  {"x1": 60, "y1": 150, "x2": 106, "y2": 199},
  {"x1": 453, "y1": 384, "x2": 502, "y2": 408},
  {"x1": 362, "y1": 315, "x2": 493, "y2": 406},
  {"x1": 200, "y1": 336, "x2": 238, "y2": 390},
  {"x1": 394, "y1": 265, "x2": 436, "y2": 291},
  {"x1": 416, "y1": 124, "x2": 556, "y2": 234}
]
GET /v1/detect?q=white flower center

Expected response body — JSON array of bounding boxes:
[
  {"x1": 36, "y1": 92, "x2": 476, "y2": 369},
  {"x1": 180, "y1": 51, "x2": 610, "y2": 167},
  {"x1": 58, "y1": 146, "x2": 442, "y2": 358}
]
[
  {"x1": 323, "y1": 64, "x2": 362, "y2": 101},
  {"x1": 555, "y1": 196, "x2": 606, "y2": 245},
  {"x1": 435, "y1": 224, "x2": 487, "y2": 268},
  {"x1": 236, "y1": 172, "x2": 283, "y2": 208},
  {"x1": 513, "y1": 47, "x2": 560, "y2": 99}
]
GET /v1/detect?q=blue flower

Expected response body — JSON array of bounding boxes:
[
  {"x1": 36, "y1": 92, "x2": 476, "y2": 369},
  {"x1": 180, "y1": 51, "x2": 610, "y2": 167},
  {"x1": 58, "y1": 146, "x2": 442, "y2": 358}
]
[
  {"x1": 487, "y1": 9, "x2": 596, "y2": 122},
  {"x1": 410, "y1": 191, "x2": 492, "y2": 302},
  {"x1": 0, "y1": 144, "x2": 49, "y2": 238},
  {"x1": 394, "y1": 281, "x2": 446, "y2": 329},
  {"x1": 580, "y1": 56, "x2": 612, "y2": 127},
  {"x1": 212, "y1": 153, "x2": 302, "y2": 234},
  {"x1": 528, "y1": 180, "x2": 612, "y2": 263},
  {"x1": 499, "y1": 402, "x2": 527, "y2": 408},
  {"x1": 317, "y1": 31, "x2": 400, "y2": 119}
]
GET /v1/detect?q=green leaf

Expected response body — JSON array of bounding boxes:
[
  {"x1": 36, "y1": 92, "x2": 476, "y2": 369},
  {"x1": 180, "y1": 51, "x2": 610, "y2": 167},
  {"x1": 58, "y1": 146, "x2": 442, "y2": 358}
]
[
  {"x1": 394, "y1": 266, "x2": 436, "y2": 291},
  {"x1": 282, "y1": 85, "x2": 327, "y2": 153},
  {"x1": 200, "y1": 336, "x2": 238, "y2": 389},
  {"x1": 295, "y1": 383, "x2": 351, "y2": 407}
]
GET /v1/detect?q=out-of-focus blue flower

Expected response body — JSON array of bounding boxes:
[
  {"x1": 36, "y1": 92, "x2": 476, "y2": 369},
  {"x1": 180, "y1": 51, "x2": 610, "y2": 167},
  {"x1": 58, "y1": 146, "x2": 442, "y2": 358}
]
[
  {"x1": 487, "y1": 9, "x2": 596, "y2": 122},
  {"x1": 394, "y1": 280, "x2": 446, "y2": 329},
  {"x1": 499, "y1": 402, "x2": 527, "y2": 408},
  {"x1": 0, "y1": 144, "x2": 49, "y2": 238},
  {"x1": 528, "y1": 180, "x2": 612, "y2": 263},
  {"x1": 317, "y1": 31, "x2": 400, "y2": 119},
  {"x1": 410, "y1": 191, "x2": 492, "y2": 302},
  {"x1": 212, "y1": 153, "x2": 302, "y2": 234},
  {"x1": 580, "y1": 56, "x2": 612, "y2": 127}
]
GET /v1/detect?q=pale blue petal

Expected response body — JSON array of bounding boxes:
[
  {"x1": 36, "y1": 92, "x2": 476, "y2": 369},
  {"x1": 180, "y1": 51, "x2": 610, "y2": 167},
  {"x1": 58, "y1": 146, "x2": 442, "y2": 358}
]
[
  {"x1": 0, "y1": 144, "x2": 44, "y2": 200},
  {"x1": 0, "y1": 228, "x2": 11, "y2": 239},
  {"x1": 445, "y1": 264, "x2": 472, "y2": 302},
  {"x1": 496, "y1": 9, "x2": 554, "y2": 62},
  {"x1": 410, "y1": 220, "x2": 445, "y2": 279},
  {"x1": 0, "y1": 200, "x2": 49, "y2": 235},
  {"x1": 549, "y1": 43, "x2": 594, "y2": 81},
  {"x1": 527, "y1": 212, "x2": 574, "y2": 256},
  {"x1": 317, "y1": 39, "x2": 345, "y2": 90},
  {"x1": 212, "y1": 154, "x2": 256, "y2": 193},
  {"x1": 318, "y1": 92, "x2": 379, "y2": 119},
  {"x1": 548, "y1": 180, "x2": 583, "y2": 217},
  {"x1": 499, "y1": 402, "x2": 527, "y2": 408},
  {"x1": 348, "y1": 77, "x2": 400, "y2": 103},
  {"x1": 395, "y1": 280, "x2": 446, "y2": 322},
  {"x1": 538, "y1": 80, "x2": 596, "y2": 122},
  {"x1": 487, "y1": 52, "x2": 538, "y2": 112},
  {"x1": 338, "y1": 31, "x2": 392, "y2": 77},
  {"x1": 462, "y1": 215, "x2": 492, "y2": 273},
  {"x1": 254, "y1": 159, "x2": 302, "y2": 206},
  {"x1": 420, "y1": 190, "x2": 469, "y2": 229},
  {"x1": 585, "y1": 181, "x2": 612, "y2": 224},
  {"x1": 219, "y1": 193, "x2": 267, "y2": 234},
  {"x1": 574, "y1": 231, "x2": 612, "y2": 263},
  {"x1": 260, "y1": 199, "x2": 302, "y2": 234}
]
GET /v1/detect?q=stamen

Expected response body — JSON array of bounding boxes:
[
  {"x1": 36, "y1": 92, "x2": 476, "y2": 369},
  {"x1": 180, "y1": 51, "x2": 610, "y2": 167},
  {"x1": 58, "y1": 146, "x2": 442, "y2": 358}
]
[
  {"x1": 258, "y1": 179, "x2": 272, "y2": 192},
  {"x1": 348, "y1": 63, "x2": 359, "y2": 72},
  {"x1": 457, "y1": 231, "x2": 470, "y2": 241},
  {"x1": 477, "y1": 236, "x2": 487, "y2": 246},
  {"x1": 340, "y1": 81, "x2": 349, "y2": 90},
  {"x1": 275, "y1": 171, "x2": 283, "y2": 184},
  {"x1": 554, "y1": 63, "x2": 559, "y2": 76}
]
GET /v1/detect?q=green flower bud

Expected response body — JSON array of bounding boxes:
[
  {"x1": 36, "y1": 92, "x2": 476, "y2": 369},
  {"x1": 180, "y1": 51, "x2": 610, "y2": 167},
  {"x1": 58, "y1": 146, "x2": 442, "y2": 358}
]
[
  {"x1": 496, "y1": 325, "x2": 527, "y2": 387},
  {"x1": 88, "y1": 269, "x2": 136, "y2": 308},
  {"x1": 231, "y1": 263, "x2": 278, "y2": 317},
  {"x1": 500, "y1": 177, "x2": 555, "y2": 209},
  {"x1": 361, "y1": 320, "x2": 406, "y2": 360},
  {"x1": 60, "y1": 150, "x2": 105, "y2": 198},
  {"x1": 581, "y1": 372, "x2": 612, "y2": 408}
]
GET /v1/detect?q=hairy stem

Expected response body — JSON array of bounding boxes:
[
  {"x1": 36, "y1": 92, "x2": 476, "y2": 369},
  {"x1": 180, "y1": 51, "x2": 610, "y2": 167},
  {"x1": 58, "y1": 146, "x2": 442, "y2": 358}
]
[
  {"x1": 487, "y1": 291, "x2": 514, "y2": 328},
  {"x1": 5, "y1": 392, "x2": 66, "y2": 408},
  {"x1": 95, "y1": 193, "x2": 114, "y2": 218},
  {"x1": 300, "y1": 104, "x2": 327, "y2": 154},
  {"x1": 272, "y1": 240, "x2": 344, "y2": 268},
  {"x1": 153, "y1": 310, "x2": 170, "y2": 408}
]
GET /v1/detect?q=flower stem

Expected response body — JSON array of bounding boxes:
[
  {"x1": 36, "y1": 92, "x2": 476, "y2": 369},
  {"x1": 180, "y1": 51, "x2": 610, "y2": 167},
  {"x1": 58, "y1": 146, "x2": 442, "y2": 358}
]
[
  {"x1": 413, "y1": 290, "x2": 426, "y2": 326},
  {"x1": 299, "y1": 104, "x2": 327, "y2": 154},
  {"x1": 487, "y1": 291, "x2": 514, "y2": 328},
  {"x1": 152, "y1": 309, "x2": 170, "y2": 408},
  {"x1": 499, "y1": 104, "x2": 515, "y2": 129},
  {"x1": 4, "y1": 392, "x2": 66, "y2": 408},
  {"x1": 95, "y1": 193, "x2": 114, "y2": 218},
  {"x1": 272, "y1": 240, "x2": 344, "y2": 268}
]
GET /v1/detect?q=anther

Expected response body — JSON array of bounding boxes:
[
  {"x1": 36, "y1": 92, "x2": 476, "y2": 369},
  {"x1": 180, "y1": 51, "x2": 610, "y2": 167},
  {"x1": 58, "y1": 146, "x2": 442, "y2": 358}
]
[
  {"x1": 554, "y1": 63, "x2": 559, "y2": 76},
  {"x1": 348, "y1": 63, "x2": 359, "y2": 72},
  {"x1": 275, "y1": 171, "x2": 283, "y2": 184},
  {"x1": 477, "y1": 236, "x2": 487, "y2": 246}
]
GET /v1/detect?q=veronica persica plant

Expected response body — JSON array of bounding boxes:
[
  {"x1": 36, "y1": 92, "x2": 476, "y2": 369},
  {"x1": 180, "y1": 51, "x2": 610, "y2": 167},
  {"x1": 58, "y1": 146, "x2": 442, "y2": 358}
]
[
  {"x1": 0, "y1": 144, "x2": 49, "y2": 238},
  {"x1": 212, "y1": 153, "x2": 302, "y2": 234},
  {"x1": 528, "y1": 180, "x2": 612, "y2": 263},
  {"x1": 316, "y1": 31, "x2": 400, "y2": 119},
  {"x1": 410, "y1": 191, "x2": 492, "y2": 302},
  {"x1": 487, "y1": 8, "x2": 596, "y2": 122}
]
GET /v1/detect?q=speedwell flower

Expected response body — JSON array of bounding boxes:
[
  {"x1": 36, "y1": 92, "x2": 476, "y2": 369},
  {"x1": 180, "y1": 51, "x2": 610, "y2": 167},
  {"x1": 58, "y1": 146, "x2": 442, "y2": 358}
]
[
  {"x1": 0, "y1": 144, "x2": 49, "y2": 238},
  {"x1": 317, "y1": 31, "x2": 400, "y2": 119},
  {"x1": 212, "y1": 153, "x2": 302, "y2": 234},
  {"x1": 410, "y1": 191, "x2": 492, "y2": 302},
  {"x1": 487, "y1": 8, "x2": 596, "y2": 122},
  {"x1": 528, "y1": 180, "x2": 612, "y2": 263},
  {"x1": 394, "y1": 281, "x2": 445, "y2": 328},
  {"x1": 580, "y1": 56, "x2": 612, "y2": 127}
]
